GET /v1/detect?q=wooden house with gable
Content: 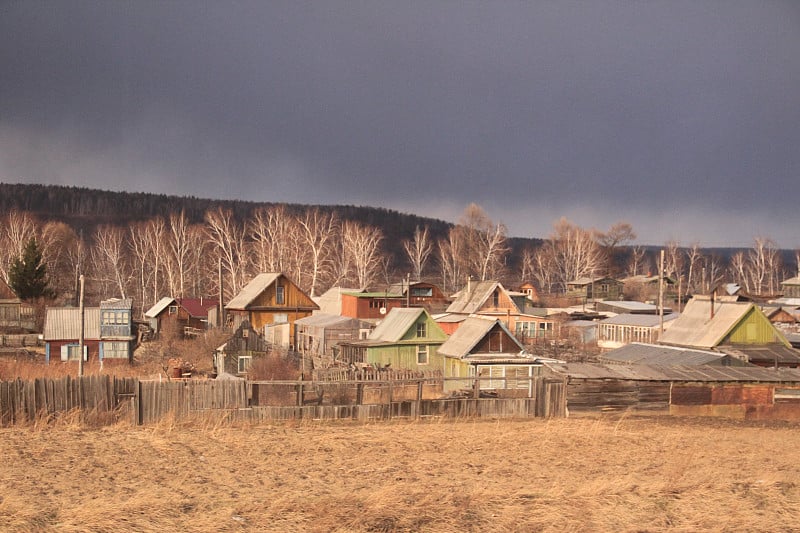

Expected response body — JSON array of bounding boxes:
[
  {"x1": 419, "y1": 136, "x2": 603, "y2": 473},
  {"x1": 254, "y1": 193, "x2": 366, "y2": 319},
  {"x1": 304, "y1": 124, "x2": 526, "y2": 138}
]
[
  {"x1": 338, "y1": 307, "x2": 447, "y2": 370},
  {"x1": 144, "y1": 296, "x2": 218, "y2": 337},
  {"x1": 446, "y1": 280, "x2": 555, "y2": 340},
  {"x1": 437, "y1": 317, "x2": 547, "y2": 394},
  {"x1": 385, "y1": 280, "x2": 451, "y2": 313},
  {"x1": 566, "y1": 277, "x2": 623, "y2": 302},
  {"x1": 43, "y1": 298, "x2": 135, "y2": 364},
  {"x1": 659, "y1": 296, "x2": 800, "y2": 367},
  {"x1": 225, "y1": 273, "x2": 318, "y2": 345}
]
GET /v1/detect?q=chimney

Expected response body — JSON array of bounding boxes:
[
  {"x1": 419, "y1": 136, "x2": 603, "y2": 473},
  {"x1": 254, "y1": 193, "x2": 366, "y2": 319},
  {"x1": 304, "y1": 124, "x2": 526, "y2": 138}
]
[{"x1": 467, "y1": 276, "x2": 472, "y2": 294}]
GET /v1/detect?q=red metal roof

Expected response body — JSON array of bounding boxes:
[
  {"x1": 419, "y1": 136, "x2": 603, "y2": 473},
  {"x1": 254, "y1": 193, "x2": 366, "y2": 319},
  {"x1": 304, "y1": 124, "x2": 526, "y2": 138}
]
[{"x1": 177, "y1": 297, "x2": 218, "y2": 318}]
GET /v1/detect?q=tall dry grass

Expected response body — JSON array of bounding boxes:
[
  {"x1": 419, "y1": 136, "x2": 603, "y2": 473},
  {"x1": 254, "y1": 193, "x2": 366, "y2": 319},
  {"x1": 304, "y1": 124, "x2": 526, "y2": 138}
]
[{"x1": 1, "y1": 415, "x2": 800, "y2": 532}]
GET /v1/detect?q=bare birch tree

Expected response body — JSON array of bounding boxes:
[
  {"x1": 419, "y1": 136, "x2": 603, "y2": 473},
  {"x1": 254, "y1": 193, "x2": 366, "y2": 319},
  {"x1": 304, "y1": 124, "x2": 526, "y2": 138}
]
[
  {"x1": 204, "y1": 207, "x2": 247, "y2": 300},
  {"x1": 458, "y1": 203, "x2": 508, "y2": 281},
  {"x1": 92, "y1": 225, "x2": 129, "y2": 299},
  {"x1": 546, "y1": 217, "x2": 604, "y2": 292},
  {"x1": 341, "y1": 220, "x2": 383, "y2": 289},
  {"x1": 437, "y1": 228, "x2": 465, "y2": 293},
  {"x1": 166, "y1": 210, "x2": 191, "y2": 297},
  {"x1": 297, "y1": 208, "x2": 338, "y2": 296},
  {"x1": 403, "y1": 225, "x2": 433, "y2": 281},
  {"x1": 0, "y1": 209, "x2": 37, "y2": 283},
  {"x1": 249, "y1": 205, "x2": 296, "y2": 275}
]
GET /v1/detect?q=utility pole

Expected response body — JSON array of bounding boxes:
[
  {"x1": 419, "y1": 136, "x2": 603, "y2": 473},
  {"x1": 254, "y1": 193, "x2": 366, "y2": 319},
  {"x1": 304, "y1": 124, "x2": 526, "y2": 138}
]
[
  {"x1": 78, "y1": 275, "x2": 85, "y2": 377},
  {"x1": 658, "y1": 250, "x2": 665, "y2": 338}
]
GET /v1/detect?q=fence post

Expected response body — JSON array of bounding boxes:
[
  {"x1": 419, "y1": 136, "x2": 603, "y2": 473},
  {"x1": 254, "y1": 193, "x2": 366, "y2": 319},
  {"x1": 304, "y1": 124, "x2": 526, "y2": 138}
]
[
  {"x1": 296, "y1": 381, "x2": 303, "y2": 406},
  {"x1": 473, "y1": 377, "x2": 480, "y2": 399},
  {"x1": 416, "y1": 379, "x2": 423, "y2": 419}
]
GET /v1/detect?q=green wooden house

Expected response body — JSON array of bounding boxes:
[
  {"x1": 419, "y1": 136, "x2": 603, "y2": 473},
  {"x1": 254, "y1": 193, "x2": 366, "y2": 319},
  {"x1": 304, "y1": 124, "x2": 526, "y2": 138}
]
[
  {"x1": 659, "y1": 296, "x2": 800, "y2": 367},
  {"x1": 338, "y1": 307, "x2": 448, "y2": 370}
]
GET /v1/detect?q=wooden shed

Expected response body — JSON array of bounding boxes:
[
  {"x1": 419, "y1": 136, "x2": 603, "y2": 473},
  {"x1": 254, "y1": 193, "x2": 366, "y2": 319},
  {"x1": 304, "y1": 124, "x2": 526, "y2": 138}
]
[{"x1": 544, "y1": 362, "x2": 800, "y2": 421}]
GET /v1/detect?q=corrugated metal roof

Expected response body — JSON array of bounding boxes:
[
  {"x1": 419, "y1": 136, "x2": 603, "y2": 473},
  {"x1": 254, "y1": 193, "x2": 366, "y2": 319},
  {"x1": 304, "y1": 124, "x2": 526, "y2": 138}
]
[
  {"x1": 720, "y1": 345, "x2": 800, "y2": 365},
  {"x1": 781, "y1": 276, "x2": 800, "y2": 286},
  {"x1": 368, "y1": 308, "x2": 426, "y2": 342},
  {"x1": 438, "y1": 317, "x2": 512, "y2": 358},
  {"x1": 446, "y1": 281, "x2": 517, "y2": 314},
  {"x1": 545, "y1": 362, "x2": 800, "y2": 382},
  {"x1": 659, "y1": 298, "x2": 754, "y2": 349},
  {"x1": 597, "y1": 300, "x2": 659, "y2": 312},
  {"x1": 178, "y1": 298, "x2": 218, "y2": 318},
  {"x1": 43, "y1": 307, "x2": 101, "y2": 340},
  {"x1": 100, "y1": 298, "x2": 132, "y2": 309},
  {"x1": 433, "y1": 313, "x2": 468, "y2": 324},
  {"x1": 225, "y1": 273, "x2": 281, "y2": 310},
  {"x1": 295, "y1": 313, "x2": 363, "y2": 328},
  {"x1": 145, "y1": 297, "x2": 175, "y2": 318},
  {"x1": 601, "y1": 342, "x2": 728, "y2": 366},
  {"x1": 601, "y1": 313, "x2": 679, "y2": 327}
]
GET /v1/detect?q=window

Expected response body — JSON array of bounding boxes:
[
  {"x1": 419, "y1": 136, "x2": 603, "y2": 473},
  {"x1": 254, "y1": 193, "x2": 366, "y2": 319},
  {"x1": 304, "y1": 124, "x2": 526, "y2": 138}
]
[
  {"x1": 416, "y1": 322, "x2": 427, "y2": 338},
  {"x1": 102, "y1": 341, "x2": 129, "y2": 359},
  {"x1": 276, "y1": 285, "x2": 285, "y2": 305},
  {"x1": 411, "y1": 287, "x2": 433, "y2": 297},
  {"x1": 61, "y1": 344, "x2": 87, "y2": 362},
  {"x1": 417, "y1": 345, "x2": 429, "y2": 365},
  {"x1": 168, "y1": 305, "x2": 178, "y2": 315},
  {"x1": 273, "y1": 313, "x2": 288, "y2": 324},
  {"x1": 489, "y1": 331, "x2": 502, "y2": 352},
  {"x1": 493, "y1": 290, "x2": 500, "y2": 308},
  {"x1": 102, "y1": 311, "x2": 130, "y2": 325},
  {"x1": 238, "y1": 355, "x2": 252, "y2": 374}
]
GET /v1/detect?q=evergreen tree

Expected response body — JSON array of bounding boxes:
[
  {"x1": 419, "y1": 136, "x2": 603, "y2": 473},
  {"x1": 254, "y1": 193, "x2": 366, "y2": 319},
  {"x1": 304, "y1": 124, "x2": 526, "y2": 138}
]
[{"x1": 8, "y1": 237, "x2": 52, "y2": 300}]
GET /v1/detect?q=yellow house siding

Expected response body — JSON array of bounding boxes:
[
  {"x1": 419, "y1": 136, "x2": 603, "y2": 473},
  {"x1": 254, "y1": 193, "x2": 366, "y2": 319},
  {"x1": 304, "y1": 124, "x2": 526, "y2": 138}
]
[{"x1": 724, "y1": 308, "x2": 789, "y2": 346}]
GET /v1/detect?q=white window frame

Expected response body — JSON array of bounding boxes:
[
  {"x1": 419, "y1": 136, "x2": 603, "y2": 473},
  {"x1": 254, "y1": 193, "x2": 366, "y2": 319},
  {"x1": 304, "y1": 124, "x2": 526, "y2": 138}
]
[
  {"x1": 417, "y1": 345, "x2": 429, "y2": 365},
  {"x1": 238, "y1": 355, "x2": 252, "y2": 374}
]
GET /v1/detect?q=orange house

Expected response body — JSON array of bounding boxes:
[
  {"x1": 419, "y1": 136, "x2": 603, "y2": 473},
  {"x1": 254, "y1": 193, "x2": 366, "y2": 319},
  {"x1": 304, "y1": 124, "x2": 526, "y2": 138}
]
[{"x1": 225, "y1": 273, "x2": 319, "y2": 341}]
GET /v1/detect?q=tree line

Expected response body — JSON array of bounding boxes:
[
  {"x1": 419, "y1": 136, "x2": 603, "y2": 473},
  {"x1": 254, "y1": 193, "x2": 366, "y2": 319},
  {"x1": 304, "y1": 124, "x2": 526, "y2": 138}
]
[{"x1": 1, "y1": 187, "x2": 797, "y2": 318}]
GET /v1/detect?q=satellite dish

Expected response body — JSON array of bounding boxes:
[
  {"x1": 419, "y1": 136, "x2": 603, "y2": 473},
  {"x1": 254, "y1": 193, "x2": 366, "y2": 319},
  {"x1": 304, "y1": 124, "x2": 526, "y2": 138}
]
[{"x1": 379, "y1": 307, "x2": 387, "y2": 315}]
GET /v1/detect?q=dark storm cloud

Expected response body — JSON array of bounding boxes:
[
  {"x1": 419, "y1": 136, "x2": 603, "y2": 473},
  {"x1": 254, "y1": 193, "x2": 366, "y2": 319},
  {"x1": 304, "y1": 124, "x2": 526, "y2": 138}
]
[{"x1": 1, "y1": 1, "x2": 799, "y2": 246}]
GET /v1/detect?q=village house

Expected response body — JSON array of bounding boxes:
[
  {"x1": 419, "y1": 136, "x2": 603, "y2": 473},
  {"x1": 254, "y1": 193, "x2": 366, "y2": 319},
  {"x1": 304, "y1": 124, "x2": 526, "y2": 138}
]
[
  {"x1": 340, "y1": 290, "x2": 406, "y2": 321},
  {"x1": 659, "y1": 296, "x2": 800, "y2": 367},
  {"x1": 621, "y1": 274, "x2": 676, "y2": 302},
  {"x1": 445, "y1": 280, "x2": 556, "y2": 340},
  {"x1": 597, "y1": 312, "x2": 680, "y2": 351},
  {"x1": 565, "y1": 277, "x2": 623, "y2": 302},
  {"x1": 337, "y1": 307, "x2": 448, "y2": 370},
  {"x1": 225, "y1": 273, "x2": 319, "y2": 349},
  {"x1": 0, "y1": 278, "x2": 35, "y2": 332},
  {"x1": 294, "y1": 313, "x2": 373, "y2": 361},
  {"x1": 144, "y1": 296, "x2": 218, "y2": 337},
  {"x1": 385, "y1": 280, "x2": 451, "y2": 314},
  {"x1": 43, "y1": 298, "x2": 135, "y2": 364},
  {"x1": 437, "y1": 316, "x2": 548, "y2": 394},
  {"x1": 781, "y1": 275, "x2": 800, "y2": 298},
  {"x1": 313, "y1": 286, "x2": 363, "y2": 315}
]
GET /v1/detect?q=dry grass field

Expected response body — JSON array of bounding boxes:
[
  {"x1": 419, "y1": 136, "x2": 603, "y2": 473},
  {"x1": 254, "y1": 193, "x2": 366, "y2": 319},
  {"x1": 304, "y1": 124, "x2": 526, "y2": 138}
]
[{"x1": 2, "y1": 415, "x2": 800, "y2": 532}]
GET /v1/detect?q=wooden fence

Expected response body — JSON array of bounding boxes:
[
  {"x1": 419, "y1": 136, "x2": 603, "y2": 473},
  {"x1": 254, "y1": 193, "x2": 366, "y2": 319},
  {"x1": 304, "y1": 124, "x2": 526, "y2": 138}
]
[
  {"x1": 0, "y1": 375, "x2": 136, "y2": 425},
  {"x1": 0, "y1": 375, "x2": 566, "y2": 426}
]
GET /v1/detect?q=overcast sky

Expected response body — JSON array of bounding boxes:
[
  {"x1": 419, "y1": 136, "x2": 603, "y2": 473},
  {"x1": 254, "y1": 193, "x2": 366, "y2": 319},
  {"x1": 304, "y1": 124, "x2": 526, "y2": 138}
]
[{"x1": 1, "y1": 1, "x2": 799, "y2": 247}]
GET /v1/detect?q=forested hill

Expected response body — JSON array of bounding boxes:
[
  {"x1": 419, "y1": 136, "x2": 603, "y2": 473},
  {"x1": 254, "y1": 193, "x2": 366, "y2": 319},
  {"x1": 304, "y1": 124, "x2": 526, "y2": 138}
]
[{"x1": 0, "y1": 182, "x2": 458, "y2": 247}]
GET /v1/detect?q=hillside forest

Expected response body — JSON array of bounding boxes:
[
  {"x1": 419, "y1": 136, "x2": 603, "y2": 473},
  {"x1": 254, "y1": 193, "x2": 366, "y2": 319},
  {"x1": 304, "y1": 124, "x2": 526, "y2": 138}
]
[{"x1": 0, "y1": 184, "x2": 797, "y2": 319}]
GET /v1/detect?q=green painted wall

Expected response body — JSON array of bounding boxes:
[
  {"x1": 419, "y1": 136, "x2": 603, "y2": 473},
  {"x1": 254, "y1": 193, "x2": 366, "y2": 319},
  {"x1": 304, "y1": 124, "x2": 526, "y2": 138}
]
[{"x1": 724, "y1": 307, "x2": 789, "y2": 346}]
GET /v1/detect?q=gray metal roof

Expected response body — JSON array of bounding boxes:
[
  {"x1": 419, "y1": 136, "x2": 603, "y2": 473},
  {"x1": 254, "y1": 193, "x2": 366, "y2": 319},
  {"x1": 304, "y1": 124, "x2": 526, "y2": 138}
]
[
  {"x1": 446, "y1": 281, "x2": 517, "y2": 314},
  {"x1": 225, "y1": 273, "x2": 281, "y2": 310},
  {"x1": 145, "y1": 297, "x2": 175, "y2": 318},
  {"x1": 781, "y1": 276, "x2": 800, "y2": 286},
  {"x1": 601, "y1": 342, "x2": 731, "y2": 366},
  {"x1": 295, "y1": 313, "x2": 367, "y2": 328},
  {"x1": 438, "y1": 317, "x2": 524, "y2": 359},
  {"x1": 659, "y1": 298, "x2": 755, "y2": 349},
  {"x1": 719, "y1": 345, "x2": 800, "y2": 365},
  {"x1": 597, "y1": 300, "x2": 657, "y2": 312},
  {"x1": 601, "y1": 312, "x2": 679, "y2": 327},
  {"x1": 545, "y1": 362, "x2": 800, "y2": 382},
  {"x1": 100, "y1": 298, "x2": 132, "y2": 309},
  {"x1": 43, "y1": 307, "x2": 101, "y2": 340},
  {"x1": 368, "y1": 307, "x2": 428, "y2": 342}
]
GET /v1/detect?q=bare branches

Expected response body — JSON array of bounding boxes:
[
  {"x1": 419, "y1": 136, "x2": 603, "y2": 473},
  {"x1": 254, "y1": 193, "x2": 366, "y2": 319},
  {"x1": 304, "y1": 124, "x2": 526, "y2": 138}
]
[{"x1": 403, "y1": 225, "x2": 433, "y2": 281}]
